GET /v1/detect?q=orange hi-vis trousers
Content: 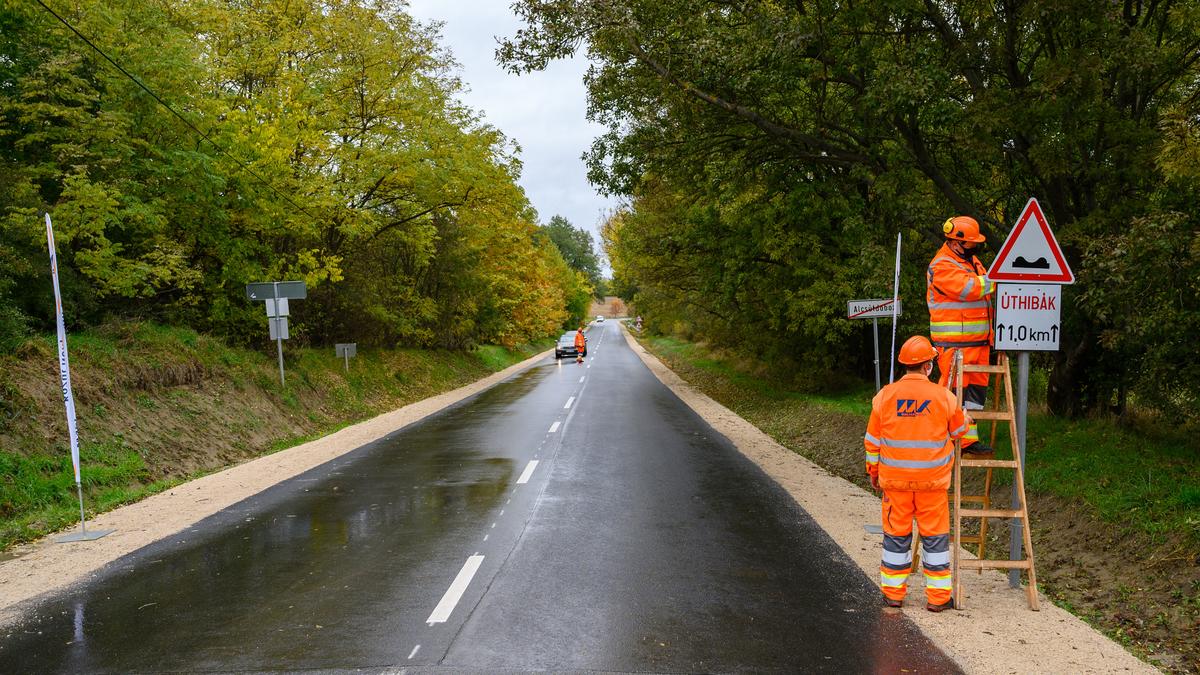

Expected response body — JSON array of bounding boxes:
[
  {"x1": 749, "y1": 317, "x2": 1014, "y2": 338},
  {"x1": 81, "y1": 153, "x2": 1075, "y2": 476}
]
[
  {"x1": 880, "y1": 489, "x2": 952, "y2": 605},
  {"x1": 937, "y1": 344, "x2": 989, "y2": 447}
]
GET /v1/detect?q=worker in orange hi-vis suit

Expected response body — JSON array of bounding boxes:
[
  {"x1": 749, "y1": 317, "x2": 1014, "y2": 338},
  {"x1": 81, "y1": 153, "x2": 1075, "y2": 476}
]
[
  {"x1": 574, "y1": 327, "x2": 586, "y2": 364},
  {"x1": 865, "y1": 336, "x2": 970, "y2": 612},
  {"x1": 927, "y1": 215, "x2": 996, "y2": 454}
]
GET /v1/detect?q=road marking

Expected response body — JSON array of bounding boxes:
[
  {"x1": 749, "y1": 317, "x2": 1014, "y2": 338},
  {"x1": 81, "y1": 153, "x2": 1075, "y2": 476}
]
[
  {"x1": 506, "y1": 498, "x2": 511, "y2": 505},
  {"x1": 564, "y1": 396, "x2": 575, "y2": 409},
  {"x1": 408, "y1": 645, "x2": 420, "y2": 659},
  {"x1": 483, "y1": 534, "x2": 489, "y2": 542},
  {"x1": 579, "y1": 376, "x2": 585, "y2": 382},
  {"x1": 426, "y1": 555, "x2": 484, "y2": 624},
  {"x1": 491, "y1": 522, "x2": 497, "y2": 528},
  {"x1": 499, "y1": 509, "x2": 505, "y2": 516},
  {"x1": 548, "y1": 421, "x2": 560, "y2": 433},
  {"x1": 586, "y1": 364, "x2": 590, "y2": 369},
  {"x1": 516, "y1": 460, "x2": 539, "y2": 484}
]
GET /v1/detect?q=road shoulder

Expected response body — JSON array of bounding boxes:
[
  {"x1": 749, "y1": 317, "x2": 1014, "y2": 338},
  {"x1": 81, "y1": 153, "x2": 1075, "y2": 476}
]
[
  {"x1": 0, "y1": 348, "x2": 553, "y2": 627},
  {"x1": 620, "y1": 325, "x2": 1156, "y2": 675}
]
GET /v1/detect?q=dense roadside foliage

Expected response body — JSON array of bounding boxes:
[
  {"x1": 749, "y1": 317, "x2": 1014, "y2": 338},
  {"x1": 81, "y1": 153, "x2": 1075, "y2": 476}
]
[
  {"x1": 0, "y1": 0, "x2": 580, "y2": 352},
  {"x1": 504, "y1": 1, "x2": 1200, "y2": 420}
]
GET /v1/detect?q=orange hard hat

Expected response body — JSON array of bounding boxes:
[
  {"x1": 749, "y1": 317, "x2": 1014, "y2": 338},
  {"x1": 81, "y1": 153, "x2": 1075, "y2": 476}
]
[
  {"x1": 942, "y1": 216, "x2": 986, "y2": 243},
  {"x1": 898, "y1": 335, "x2": 938, "y2": 365}
]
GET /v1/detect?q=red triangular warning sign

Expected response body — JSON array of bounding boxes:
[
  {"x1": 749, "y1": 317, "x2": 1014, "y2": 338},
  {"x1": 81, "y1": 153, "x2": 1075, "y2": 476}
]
[{"x1": 988, "y1": 198, "x2": 1074, "y2": 284}]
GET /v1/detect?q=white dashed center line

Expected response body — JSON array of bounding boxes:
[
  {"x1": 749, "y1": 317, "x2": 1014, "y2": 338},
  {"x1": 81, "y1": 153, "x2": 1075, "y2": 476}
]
[
  {"x1": 408, "y1": 645, "x2": 421, "y2": 659},
  {"x1": 426, "y1": 555, "x2": 484, "y2": 624},
  {"x1": 579, "y1": 376, "x2": 585, "y2": 383},
  {"x1": 564, "y1": 396, "x2": 575, "y2": 409},
  {"x1": 516, "y1": 460, "x2": 539, "y2": 484},
  {"x1": 548, "y1": 421, "x2": 560, "y2": 433}
]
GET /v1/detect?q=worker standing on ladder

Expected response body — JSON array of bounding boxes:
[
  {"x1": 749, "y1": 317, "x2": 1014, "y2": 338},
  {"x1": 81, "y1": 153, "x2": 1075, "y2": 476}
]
[
  {"x1": 865, "y1": 336, "x2": 970, "y2": 612},
  {"x1": 927, "y1": 216, "x2": 996, "y2": 454}
]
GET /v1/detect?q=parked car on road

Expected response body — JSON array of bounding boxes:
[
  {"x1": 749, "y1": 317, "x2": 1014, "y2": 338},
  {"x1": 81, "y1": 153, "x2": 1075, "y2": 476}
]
[{"x1": 555, "y1": 331, "x2": 587, "y2": 359}]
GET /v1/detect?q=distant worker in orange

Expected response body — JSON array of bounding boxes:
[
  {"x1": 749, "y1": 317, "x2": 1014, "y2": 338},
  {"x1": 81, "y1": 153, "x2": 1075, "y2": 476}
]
[
  {"x1": 927, "y1": 215, "x2": 996, "y2": 454},
  {"x1": 574, "y1": 326, "x2": 586, "y2": 364},
  {"x1": 865, "y1": 336, "x2": 969, "y2": 612}
]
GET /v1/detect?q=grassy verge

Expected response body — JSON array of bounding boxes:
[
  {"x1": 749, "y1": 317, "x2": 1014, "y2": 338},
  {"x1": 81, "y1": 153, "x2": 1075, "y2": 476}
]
[
  {"x1": 0, "y1": 322, "x2": 551, "y2": 551},
  {"x1": 637, "y1": 332, "x2": 1200, "y2": 672}
]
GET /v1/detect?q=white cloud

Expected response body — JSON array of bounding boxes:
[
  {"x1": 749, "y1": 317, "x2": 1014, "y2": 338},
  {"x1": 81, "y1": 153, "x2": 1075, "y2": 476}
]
[{"x1": 406, "y1": 0, "x2": 620, "y2": 263}]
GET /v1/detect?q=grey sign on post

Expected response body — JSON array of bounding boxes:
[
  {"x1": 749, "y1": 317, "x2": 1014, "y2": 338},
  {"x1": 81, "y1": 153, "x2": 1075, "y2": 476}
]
[
  {"x1": 268, "y1": 317, "x2": 289, "y2": 341},
  {"x1": 246, "y1": 281, "x2": 307, "y2": 386},
  {"x1": 335, "y1": 343, "x2": 357, "y2": 372},
  {"x1": 246, "y1": 281, "x2": 307, "y2": 301},
  {"x1": 265, "y1": 298, "x2": 290, "y2": 318},
  {"x1": 847, "y1": 298, "x2": 903, "y2": 392}
]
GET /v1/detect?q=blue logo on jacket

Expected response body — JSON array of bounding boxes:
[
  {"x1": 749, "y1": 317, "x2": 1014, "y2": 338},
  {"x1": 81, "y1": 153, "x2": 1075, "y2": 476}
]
[{"x1": 897, "y1": 399, "x2": 931, "y2": 417}]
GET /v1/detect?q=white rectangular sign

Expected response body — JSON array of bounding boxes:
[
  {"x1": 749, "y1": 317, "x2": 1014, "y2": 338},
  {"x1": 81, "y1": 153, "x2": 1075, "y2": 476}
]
[
  {"x1": 994, "y1": 284, "x2": 1061, "y2": 351},
  {"x1": 847, "y1": 298, "x2": 902, "y2": 320},
  {"x1": 264, "y1": 298, "x2": 289, "y2": 317}
]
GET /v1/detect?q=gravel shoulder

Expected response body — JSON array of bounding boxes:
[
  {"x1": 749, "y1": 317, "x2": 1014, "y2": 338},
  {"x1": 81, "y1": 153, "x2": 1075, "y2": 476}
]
[{"x1": 620, "y1": 325, "x2": 1157, "y2": 675}]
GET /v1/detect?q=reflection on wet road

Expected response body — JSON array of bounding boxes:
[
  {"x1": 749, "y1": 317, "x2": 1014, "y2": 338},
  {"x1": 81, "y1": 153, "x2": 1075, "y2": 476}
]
[{"x1": 1, "y1": 321, "x2": 960, "y2": 673}]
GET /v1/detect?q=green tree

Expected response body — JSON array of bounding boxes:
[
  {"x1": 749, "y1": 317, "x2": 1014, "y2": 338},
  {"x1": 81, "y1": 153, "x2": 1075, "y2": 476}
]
[
  {"x1": 503, "y1": 0, "x2": 1200, "y2": 415},
  {"x1": 541, "y1": 215, "x2": 603, "y2": 298}
]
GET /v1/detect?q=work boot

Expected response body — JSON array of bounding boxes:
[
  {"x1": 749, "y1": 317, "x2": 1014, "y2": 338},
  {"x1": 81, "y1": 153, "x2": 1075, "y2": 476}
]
[
  {"x1": 962, "y1": 442, "x2": 994, "y2": 455},
  {"x1": 885, "y1": 597, "x2": 903, "y2": 608},
  {"x1": 926, "y1": 598, "x2": 955, "y2": 612}
]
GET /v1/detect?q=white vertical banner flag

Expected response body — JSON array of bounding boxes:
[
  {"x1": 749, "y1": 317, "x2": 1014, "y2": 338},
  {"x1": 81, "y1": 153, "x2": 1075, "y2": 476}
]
[{"x1": 46, "y1": 214, "x2": 81, "y2": 484}]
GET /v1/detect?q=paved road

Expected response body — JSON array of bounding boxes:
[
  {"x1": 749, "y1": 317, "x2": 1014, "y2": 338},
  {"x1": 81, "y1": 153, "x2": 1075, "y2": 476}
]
[{"x1": 1, "y1": 321, "x2": 960, "y2": 673}]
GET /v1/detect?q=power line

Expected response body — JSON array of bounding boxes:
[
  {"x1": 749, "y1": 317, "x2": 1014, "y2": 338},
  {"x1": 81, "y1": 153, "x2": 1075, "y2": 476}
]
[{"x1": 33, "y1": 0, "x2": 321, "y2": 223}]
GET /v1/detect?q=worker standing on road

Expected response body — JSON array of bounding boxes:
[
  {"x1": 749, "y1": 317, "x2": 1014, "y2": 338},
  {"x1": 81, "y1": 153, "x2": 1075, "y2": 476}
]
[
  {"x1": 865, "y1": 336, "x2": 970, "y2": 612},
  {"x1": 927, "y1": 216, "x2": 996, "y2": 454},
  {"x1": 574, "y1": 326, "x2": 586, "y2": 364}
]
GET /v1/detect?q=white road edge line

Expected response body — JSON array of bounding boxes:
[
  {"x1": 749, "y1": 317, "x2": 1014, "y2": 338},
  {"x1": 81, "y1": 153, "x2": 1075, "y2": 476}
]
[
  {"x1": 426, "y1": 555, "x2": 484, "y2": 625},
  {"x1": 548, "y1": 421, "x2": 560, "y2": 433},
  {"x1": 564, "y1": 396, "x2": 575, "y2": 409},
  {"x1": 408, "y1": 645, "x2": 420, "y2": 660},
  {"x1": 516, "y1": 460, "x2": 539, "y2": 485}
]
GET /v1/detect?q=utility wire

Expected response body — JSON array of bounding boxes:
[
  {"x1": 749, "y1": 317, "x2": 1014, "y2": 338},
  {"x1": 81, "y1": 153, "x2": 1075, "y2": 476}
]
[{"x1": 34, "y1": 0, "x2": 320, "y2": 222}]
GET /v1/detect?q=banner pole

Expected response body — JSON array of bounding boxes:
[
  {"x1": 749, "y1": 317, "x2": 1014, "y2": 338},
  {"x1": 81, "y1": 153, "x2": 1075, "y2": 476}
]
[
  {"x1": 45, "y1": 213, "x2": 112, "y2": 543},
  {"x1": 888, "y1": 233, "x2": 902, "y2": 383}
]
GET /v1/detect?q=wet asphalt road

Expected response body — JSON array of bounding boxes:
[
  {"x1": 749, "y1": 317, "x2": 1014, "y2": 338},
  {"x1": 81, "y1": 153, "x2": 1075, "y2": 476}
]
[{"x1": 1, "y1": 321, "x2": 960, "y2": 673}]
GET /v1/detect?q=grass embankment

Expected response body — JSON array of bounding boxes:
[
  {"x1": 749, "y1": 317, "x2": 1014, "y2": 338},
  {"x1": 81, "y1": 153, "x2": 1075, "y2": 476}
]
[
  {"x1": 0, "y1": 322, "x2": 550, "y2": 552},
  {"x1": 637, "y1": 332, "x2": 1199, "y2": 673}
]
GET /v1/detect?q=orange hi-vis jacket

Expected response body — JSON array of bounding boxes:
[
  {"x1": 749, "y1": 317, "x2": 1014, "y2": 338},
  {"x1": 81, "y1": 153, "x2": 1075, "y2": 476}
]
[
  {"x1": 865, "y1": 373, "x2": 970, "y2": 491},
  {"x1": 574, "y1": 331, "x2": 586, "y2": 350},
  {"x1": 926, "y1": 242, "x2": 996, "y2": 348}
]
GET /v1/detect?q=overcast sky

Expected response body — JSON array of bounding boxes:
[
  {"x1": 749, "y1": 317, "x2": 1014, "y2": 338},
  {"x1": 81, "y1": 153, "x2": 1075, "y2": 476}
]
[{"x1": 405, "y1": 1, "x2": 620, "y2": 267}]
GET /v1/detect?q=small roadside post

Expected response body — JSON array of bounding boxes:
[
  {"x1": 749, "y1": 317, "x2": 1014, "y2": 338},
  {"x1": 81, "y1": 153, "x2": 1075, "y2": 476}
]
[
  {"x1": 335, "y1": 343, "x2": 357, "y2": 372},
  {"x1": 847, "y1": 298, "x2": 903, "y2": 391},
  {"x1": 987, "y1": 197, "x2": 1074, "y2": 587},
  {"x1": 246, "y1": 281, "x2": 307, "y2": 386}
]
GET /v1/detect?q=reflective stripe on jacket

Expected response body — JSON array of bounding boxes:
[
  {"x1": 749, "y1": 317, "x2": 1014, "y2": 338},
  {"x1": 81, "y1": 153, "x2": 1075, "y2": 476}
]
[
  {"x1": 864, "y1": 373, "x2": 969, "y2": 491},
  {"x1": 574, "y1": 332, "x2": 586, "y2": 349},
  {"x1": 926, "y1": 243, "x2": 995, "y2": 348}
]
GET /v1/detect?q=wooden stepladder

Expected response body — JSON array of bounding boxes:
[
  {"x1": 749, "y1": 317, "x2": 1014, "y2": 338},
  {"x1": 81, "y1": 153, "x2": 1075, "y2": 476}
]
[{"x1": 950, "y1": 352, "x2": 1040, "y2": 610}]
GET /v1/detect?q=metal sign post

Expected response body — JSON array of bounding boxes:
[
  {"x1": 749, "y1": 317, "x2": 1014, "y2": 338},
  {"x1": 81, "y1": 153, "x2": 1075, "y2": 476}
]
[
  {"x1": 246, "y1": 281, "x2": 306, "y2": 386},
  {"x1": 847, "y1": 299, "x2": 903, "y2": 391},
  {"x1": 988, "y1": 197, "x2": 1074, "y2": 588}
]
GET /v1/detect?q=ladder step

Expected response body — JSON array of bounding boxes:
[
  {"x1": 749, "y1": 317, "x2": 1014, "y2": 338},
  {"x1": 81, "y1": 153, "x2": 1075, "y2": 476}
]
[
  {"x1": 959, "y1": 495, "x2": 989, "y2": 504},
  {"x1": 961, "y1": 364, "x2": 1008, "y2": 374},
  {"x1": 961, "y1": 459, "x2": 1020, "y2": 468},
  {"x1": 959, "y1": 508, "x2": 1025, "y2": 518},
  {"x1": 966, "y1": 410, "x2": 1012, "y2": 420},
  {"x1": 955, "y1": 534, "x2": 984, "y2": 544},
  {"x1": 958, "y1": 559, "x2": 1032, "y2": 570}
]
